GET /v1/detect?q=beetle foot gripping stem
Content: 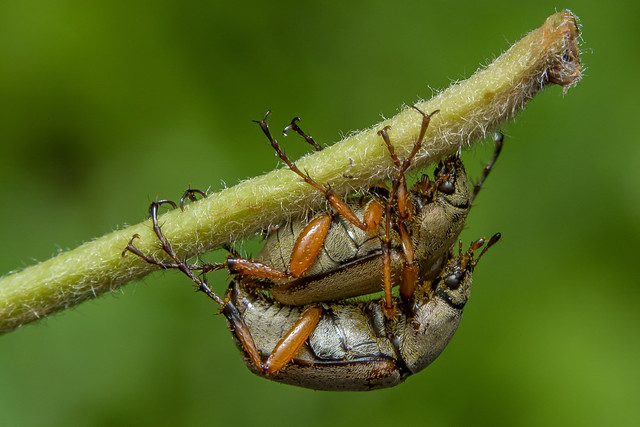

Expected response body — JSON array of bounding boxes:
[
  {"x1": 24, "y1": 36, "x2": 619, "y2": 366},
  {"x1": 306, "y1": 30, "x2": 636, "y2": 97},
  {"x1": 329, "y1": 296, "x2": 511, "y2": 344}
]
[
  {"x1": 122, "y1": 193, "x2": 225, "y2": 306},
  {"x1": 180, "y1": 188, "x2": 207, "y2": 211}
]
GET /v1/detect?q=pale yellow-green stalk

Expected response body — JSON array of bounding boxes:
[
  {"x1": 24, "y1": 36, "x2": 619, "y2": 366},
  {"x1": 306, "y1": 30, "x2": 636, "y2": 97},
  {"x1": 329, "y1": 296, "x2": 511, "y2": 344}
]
[{"x1": 0, "y1": 10, "x2": 582, "y2": 334}]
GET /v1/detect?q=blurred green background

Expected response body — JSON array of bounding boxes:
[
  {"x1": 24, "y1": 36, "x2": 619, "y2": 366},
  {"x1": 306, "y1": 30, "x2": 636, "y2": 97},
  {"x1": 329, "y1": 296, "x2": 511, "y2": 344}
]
[{"x1": 1, "y1": 1, "x2": 638, "y2": 426}]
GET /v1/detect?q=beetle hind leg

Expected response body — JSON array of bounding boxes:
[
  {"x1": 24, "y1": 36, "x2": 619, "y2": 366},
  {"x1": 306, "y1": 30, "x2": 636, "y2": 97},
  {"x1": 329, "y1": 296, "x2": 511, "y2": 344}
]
[{"x1": 223, "y1": 288, "x2": 323, "y2": 375}]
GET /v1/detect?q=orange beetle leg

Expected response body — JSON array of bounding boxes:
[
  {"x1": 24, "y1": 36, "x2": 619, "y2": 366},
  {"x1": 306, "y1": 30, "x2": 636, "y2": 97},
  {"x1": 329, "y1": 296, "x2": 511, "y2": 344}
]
[
  {"x1": 381, "y1": 203, "x2": 396, "y2": 318},
  {"x1": 382, "y1": 245, "x2": 396, "y2": 318},
  {"x1": 223, "y1": 301, "x2": 264, "y2": 371},
  {"x1": 395, "y1": 176, "x2": 412, "y2": 221},
  {"x1": 264, "y1": 306, "x2": 324, "y2": 374},
  {"x1": 227, "y1": 214, "x2": 332, "y2": 281},
  {"x1": 397, "y1": 223, "x2": 418, "y2": 301},
  {"x1": 400, "y1": 264, "x2": 418, "y2": 301},
  {"x1": 325, "y1": 189, "x2": 369, "y2": 231},
  {"x1": 362, "y1": 199, "x2": 384, "y2": 232},
  {"x1": 227, "y1": 258, "x2": 290, "y2": 280},
  {"x1": 288, "y1": 214, "x2": 332, "y2": 277},
  {"x1": 379, "y1": 107, "x2": 438, "y2": 221}
]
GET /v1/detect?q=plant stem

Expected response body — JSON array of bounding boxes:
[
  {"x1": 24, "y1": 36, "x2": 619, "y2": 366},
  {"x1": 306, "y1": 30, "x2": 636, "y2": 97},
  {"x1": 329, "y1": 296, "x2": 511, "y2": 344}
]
[{"x1": 0, "y1": 10, "x2": 582, "y2": 334}]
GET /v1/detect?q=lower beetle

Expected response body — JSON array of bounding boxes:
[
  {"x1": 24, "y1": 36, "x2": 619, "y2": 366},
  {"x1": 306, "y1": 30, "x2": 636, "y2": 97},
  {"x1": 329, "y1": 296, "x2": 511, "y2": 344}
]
[{"x1": 224, "y1": 233, "x2": 500, "y2": 390}]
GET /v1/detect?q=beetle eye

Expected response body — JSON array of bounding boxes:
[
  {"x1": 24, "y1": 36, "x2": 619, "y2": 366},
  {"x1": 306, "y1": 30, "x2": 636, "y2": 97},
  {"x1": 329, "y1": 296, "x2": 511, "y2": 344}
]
[
  {"x1": 438, "y1": 180, "x2": 455, "y2": 194},
  {"x1": 444, "y1": 274, "x2": 460, "y2": 289}
]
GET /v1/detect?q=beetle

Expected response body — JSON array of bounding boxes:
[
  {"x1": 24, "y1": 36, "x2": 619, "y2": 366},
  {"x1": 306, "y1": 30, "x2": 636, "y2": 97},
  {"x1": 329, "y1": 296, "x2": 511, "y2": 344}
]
[{"x1": 128, "y1": 213, "x2": 500, "y2": 390}]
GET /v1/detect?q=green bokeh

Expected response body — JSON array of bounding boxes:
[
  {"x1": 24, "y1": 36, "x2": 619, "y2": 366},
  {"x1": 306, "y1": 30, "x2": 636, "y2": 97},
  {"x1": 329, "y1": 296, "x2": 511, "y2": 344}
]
[{"x1": 1, "y1": 1, "x2": 638, "y2": 426}]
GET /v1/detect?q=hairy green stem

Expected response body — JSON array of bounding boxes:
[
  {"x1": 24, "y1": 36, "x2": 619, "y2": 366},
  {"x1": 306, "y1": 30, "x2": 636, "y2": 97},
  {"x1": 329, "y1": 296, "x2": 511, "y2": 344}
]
[{"x1": 0, "y1": 10, "x2": 582, "y2": 334}]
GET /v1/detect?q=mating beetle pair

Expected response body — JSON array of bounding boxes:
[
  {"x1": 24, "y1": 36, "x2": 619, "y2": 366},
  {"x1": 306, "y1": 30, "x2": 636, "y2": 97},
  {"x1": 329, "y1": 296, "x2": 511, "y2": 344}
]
[{"x1": 124, "y1": 107, "x2": 502, "y2": 390}]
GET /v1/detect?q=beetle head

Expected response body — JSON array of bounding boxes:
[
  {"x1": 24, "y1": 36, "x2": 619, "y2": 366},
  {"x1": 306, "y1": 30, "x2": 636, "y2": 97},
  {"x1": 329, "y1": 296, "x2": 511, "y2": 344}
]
[
  {"x1": 434, "y1": 233, "x2": 501, "y2": 309},
  {"x1": 414, "y1": 154, "x2": 470, "y2": 209}
]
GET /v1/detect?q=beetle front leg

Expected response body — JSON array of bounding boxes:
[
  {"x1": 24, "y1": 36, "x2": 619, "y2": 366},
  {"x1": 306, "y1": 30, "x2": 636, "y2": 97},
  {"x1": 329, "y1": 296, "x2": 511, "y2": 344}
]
[
  {"x1": 179, "y1": 188, "x2": 207, "y2": 211},
  {"x1": 222, "y1": 299, "x2": 265, "y2": 372}
]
